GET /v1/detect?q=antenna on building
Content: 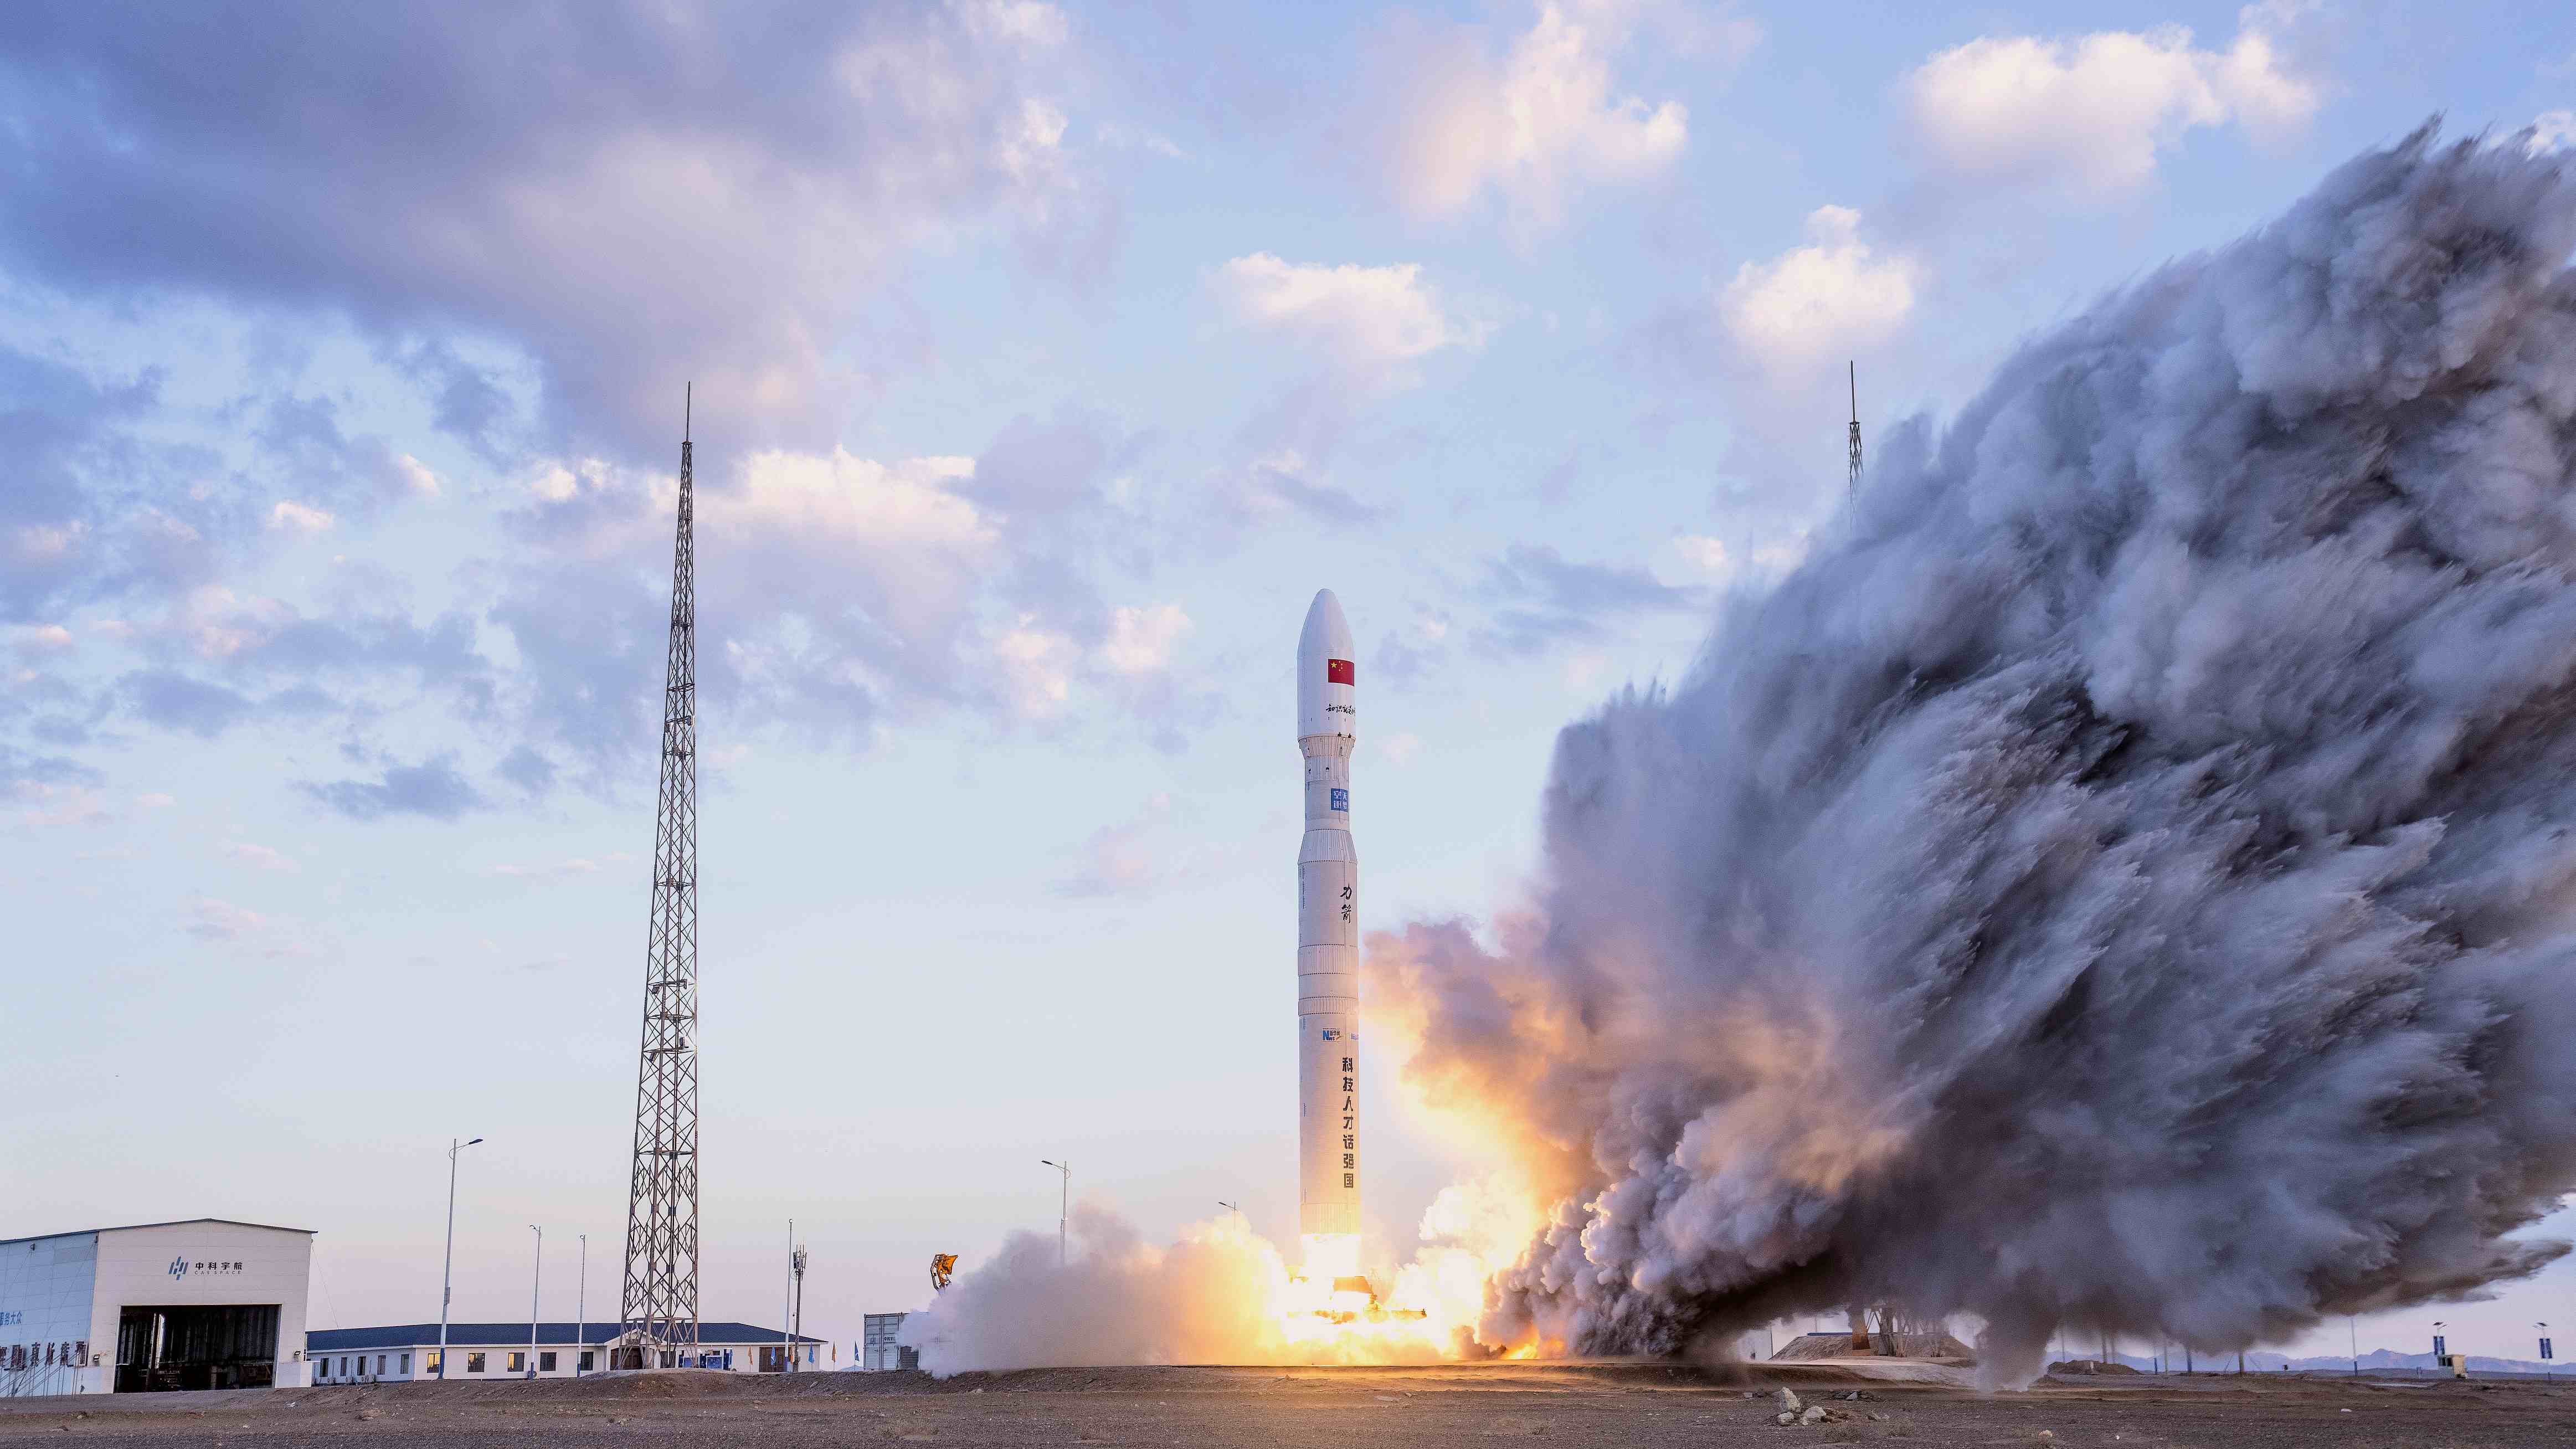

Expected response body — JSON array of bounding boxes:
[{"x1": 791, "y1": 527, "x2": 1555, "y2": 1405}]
[
  {"x1": 618, "y1": 387, "x2": 705, "y2": 1369},
  {"x1": 1847, "y1": 361, "x2": 1863, "y2": 496}
]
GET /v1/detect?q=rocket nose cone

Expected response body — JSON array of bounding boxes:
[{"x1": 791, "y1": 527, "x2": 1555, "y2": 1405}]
[
  {"x1": 1299, "y1": 589, "x2": 1354, "y2": 662},
  {"x1": 1298, "y1": 589, "x2": 1355, "y2": 739}
]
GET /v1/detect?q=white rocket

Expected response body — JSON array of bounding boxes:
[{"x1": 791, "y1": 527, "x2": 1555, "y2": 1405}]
[{"x1": 1295, "y1": 589, "x2": 1361, "y2": 1271}]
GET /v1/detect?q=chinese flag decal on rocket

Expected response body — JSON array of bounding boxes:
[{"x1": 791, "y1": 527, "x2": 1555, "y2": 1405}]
[{"x1": 1327, "y1": 659, "x2": 1355, "y2": 685}]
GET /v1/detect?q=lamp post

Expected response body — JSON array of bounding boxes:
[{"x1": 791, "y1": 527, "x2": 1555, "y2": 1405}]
[
  {"x1": 527, "y1": 1226, "x2": 543, "y2": 1379},
  {"x1": 575, "y1": 1235, "x2": 587, "y2": 1378},
  {"x1": 1040, "y1": 1160, "x2": 1070, "y2": 1266},
  {"x1": 438, "y1": 1137, "x2": 483, "y2": 1382},
  {"x1": 2538, "y1": 1322, "x2": 2552, "y2": 1383}
]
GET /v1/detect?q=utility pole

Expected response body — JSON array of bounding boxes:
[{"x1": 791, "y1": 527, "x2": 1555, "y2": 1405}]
[
  {"x1": 527, "y1": 1225, "x2": 542, "y2": 1379},
  {"x1": 438, "y1": 1137, "x2": 483, "y2": 1381},
  {"x1": 1040, "y1": 1160, "x2": 1070, "y2": 1266},
  {"x1": 620, "y1": 386, "x2": 705, "y2": 1370},
  {"x1": 791, "y1": 1236, "x2": 808, "y2": 1371},
  {"x1": 576, "y1": 1235, "x2": 587, "y2": 1378}
]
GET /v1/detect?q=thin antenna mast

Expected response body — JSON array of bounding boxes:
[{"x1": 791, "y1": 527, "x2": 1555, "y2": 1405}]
[{"x1": 1847, "y1": 362, "x2": 1863, "y2": 496}]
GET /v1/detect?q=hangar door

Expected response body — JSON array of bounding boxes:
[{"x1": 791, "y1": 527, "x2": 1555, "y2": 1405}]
[{"x1": 115, "y1": 1305, "x2": 277, "y2": 1392}]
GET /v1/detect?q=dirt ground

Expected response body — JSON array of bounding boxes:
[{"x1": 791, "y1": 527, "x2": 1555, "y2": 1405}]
[{"x1": 3, "y1": 1360, "x2": 2573, "y2": 1448}]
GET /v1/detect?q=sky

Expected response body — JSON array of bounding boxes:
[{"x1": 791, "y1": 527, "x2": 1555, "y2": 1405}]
[{"x1": 5, "y1": 0, "x2": 2575, "y2": 1367}]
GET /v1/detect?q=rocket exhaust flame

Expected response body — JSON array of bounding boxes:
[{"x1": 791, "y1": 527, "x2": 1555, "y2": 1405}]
[
  {"x1": 896, "y1": 1203, "x2": 1524, "y2": 1371},
  {"x1": 1367, "y1": 127, "x2": 2576, "y2": 1388}
]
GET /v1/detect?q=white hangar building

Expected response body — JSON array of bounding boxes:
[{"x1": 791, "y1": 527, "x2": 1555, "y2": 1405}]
[{"x1": 1, "y1": 1219, "x2": 313, "y2": 1396}]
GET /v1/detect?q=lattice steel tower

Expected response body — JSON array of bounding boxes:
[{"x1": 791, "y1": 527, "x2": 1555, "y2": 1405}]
[
  {"x1": 1848, "y1": 361, "x2": 1863, "y2": 495},
  {"x1": 619, "y1": 387, "x2": 703, "y2": 1366}
]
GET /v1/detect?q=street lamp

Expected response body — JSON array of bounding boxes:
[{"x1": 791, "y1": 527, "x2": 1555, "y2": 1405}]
[
  {"x1": 527, "y1": 1225, "x2": 542, "y2": 1380},
  {"x1": 438, "y1": 1137, "x2": 484, "y2": 1382},
  {"x1": 2539, "y1": 1322, "x2": 2552, "y2": 1383},
  {"x1": 1040, "y1": 1160, "x2": 1070, "y2": 1266}
]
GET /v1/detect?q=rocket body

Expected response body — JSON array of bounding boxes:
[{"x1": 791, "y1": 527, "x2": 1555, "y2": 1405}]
[{"x1": 1296, "y1": 590, "x2": 1360, "y2": 1262}]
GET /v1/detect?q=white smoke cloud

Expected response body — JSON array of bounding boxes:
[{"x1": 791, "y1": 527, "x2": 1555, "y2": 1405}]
[
  {"x1": 1372, "y1": 128, "x2": 2576, "y2": 1388},
  {"x1": 897, "y1": 1206, "x2": 1459, "y2": 1374}
]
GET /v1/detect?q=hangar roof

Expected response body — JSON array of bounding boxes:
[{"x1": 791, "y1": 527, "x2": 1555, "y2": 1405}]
[{"x1": 1, "y1": 1218, "x2": 314, "y2": 1247}]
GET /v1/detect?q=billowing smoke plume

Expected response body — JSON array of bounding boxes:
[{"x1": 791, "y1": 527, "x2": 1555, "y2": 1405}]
[
  {"x1": 896, "y1": 1205, "x2": 1464, "y2": 1374},
  {"x1": 1371, "y1": 128, "x2": 2576, "y2": 1386}
]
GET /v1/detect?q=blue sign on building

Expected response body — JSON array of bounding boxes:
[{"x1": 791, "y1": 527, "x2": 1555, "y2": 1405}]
[{"x1": 1330, "y1": 788, "x2": 1348, "y2": 811}]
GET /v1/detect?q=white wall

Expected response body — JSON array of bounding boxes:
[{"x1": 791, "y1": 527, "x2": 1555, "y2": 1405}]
[
  {"x1": 0, "y1": 1234, "x2": 101, "y2": 1395},
  {"x1": 311, "y1": 1338, "x2": 816, "y2": 1381},
  {"x1": 91, "y1": 1223, "x2": 313, "y2": 1393}
]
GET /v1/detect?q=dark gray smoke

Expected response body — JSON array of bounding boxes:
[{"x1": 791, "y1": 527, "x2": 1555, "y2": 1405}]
[{"x1": 1370, "y1": 127, "x2": 2576, "y2": 1387}]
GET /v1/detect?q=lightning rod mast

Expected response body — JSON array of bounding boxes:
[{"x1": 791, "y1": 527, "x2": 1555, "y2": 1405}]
[{"x1": 1848, "y1": 361, "x2": 1863, "y2": 496}]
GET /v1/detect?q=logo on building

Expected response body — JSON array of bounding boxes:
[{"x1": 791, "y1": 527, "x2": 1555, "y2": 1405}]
[{"x1": 168, "y1": 1257, "x2": 188, "y2": 1280}]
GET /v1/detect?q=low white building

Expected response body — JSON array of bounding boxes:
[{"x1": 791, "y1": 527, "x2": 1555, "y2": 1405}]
[
  {"x1": 303, "y1": 1322, "x2": 827, "y2": 1383},
  {"x1": 1, "y1": 1218, "x2": 314, "y2": 1397},
  {"x1": 859, "y1": 1312, "x2": 916, "y2": 1371}
]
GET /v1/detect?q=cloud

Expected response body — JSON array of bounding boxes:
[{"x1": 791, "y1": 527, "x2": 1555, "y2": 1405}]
[
  {"x1": 300, "y1": 755, "x2": 487, "y2": 821},
  {"x1": 2535, "y1": 112, "x2": 2576, "y2": 156},
  {"x1": 1718, "y1": 206, "x2": 1919, "y2": 368},
  {"x1": 122, "y1": 670, "x2": 256, "y2": 738},
  {"x1": 220, "y1": 840, "x2": 299, "y2": 872},
  {"x1": 0, "y1": 346, "x2": 203, "y2": 625},
  {"x1": 184, "y1": 896, "x2": 267, "y2": 942},
  {"x1": 395, "y1": 455, "x2": 442, "y2": 497},
  {"x1": 1098, "y1": 603, "x2": 1191, "y2": 676},
  {"x1": 1214, "y1": 254, "x2": 1483, "y2": 374},
  {"x1": 182, "y1": 894, "x2": 320, "y2": 957},
  {"x1": 1672, "y1": 535, "x2": 1730, "y2": 574},
  {"x1": 491, "y1": 410, "x2": 1213, "y2": 778},
  {"x1": 488, "y1": 853, "x2": 626, "y2": 882},
  {"x1": 8, "y1": 780, "x2": 111, "y2": 829},
  {"x1": 994, "y1": 620, "x2": 1081, "y2": 720},
  {"x1": 1370, "y1": 1, "x2": 1710, "y2": 232},
  {"x1": 1479, "y1": 544, "x2": 1701, "y2": 654},
  {"x1": 267, "y1": 501, "x2": 335, "y2": 535},
  {"x1": 1056, "y1": 793, "x2": 1173, "y2": 897},
  {"x1": 11, "y1": 624, "x2": 75, "y2": 655},
  {"x1": 1904, "y1": 4, "x2": 2322, "y2": 195},
  {"x1": 0, "y1": 2, "x2": 1101, "y2": 456},
  {"x1": 1380, "y1": 731, "x2": 1423, "y2": 767}
]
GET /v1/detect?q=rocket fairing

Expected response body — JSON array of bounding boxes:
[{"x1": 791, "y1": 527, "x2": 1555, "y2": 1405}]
[{"x1": 1296, "y1": 589, "x2": 1361, "y2": 1268}]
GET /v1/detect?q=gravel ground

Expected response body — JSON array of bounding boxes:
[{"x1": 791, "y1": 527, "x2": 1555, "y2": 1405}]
[{"x1": 2, "y1": 1360, "x2": 2571, "y2": 1447}]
